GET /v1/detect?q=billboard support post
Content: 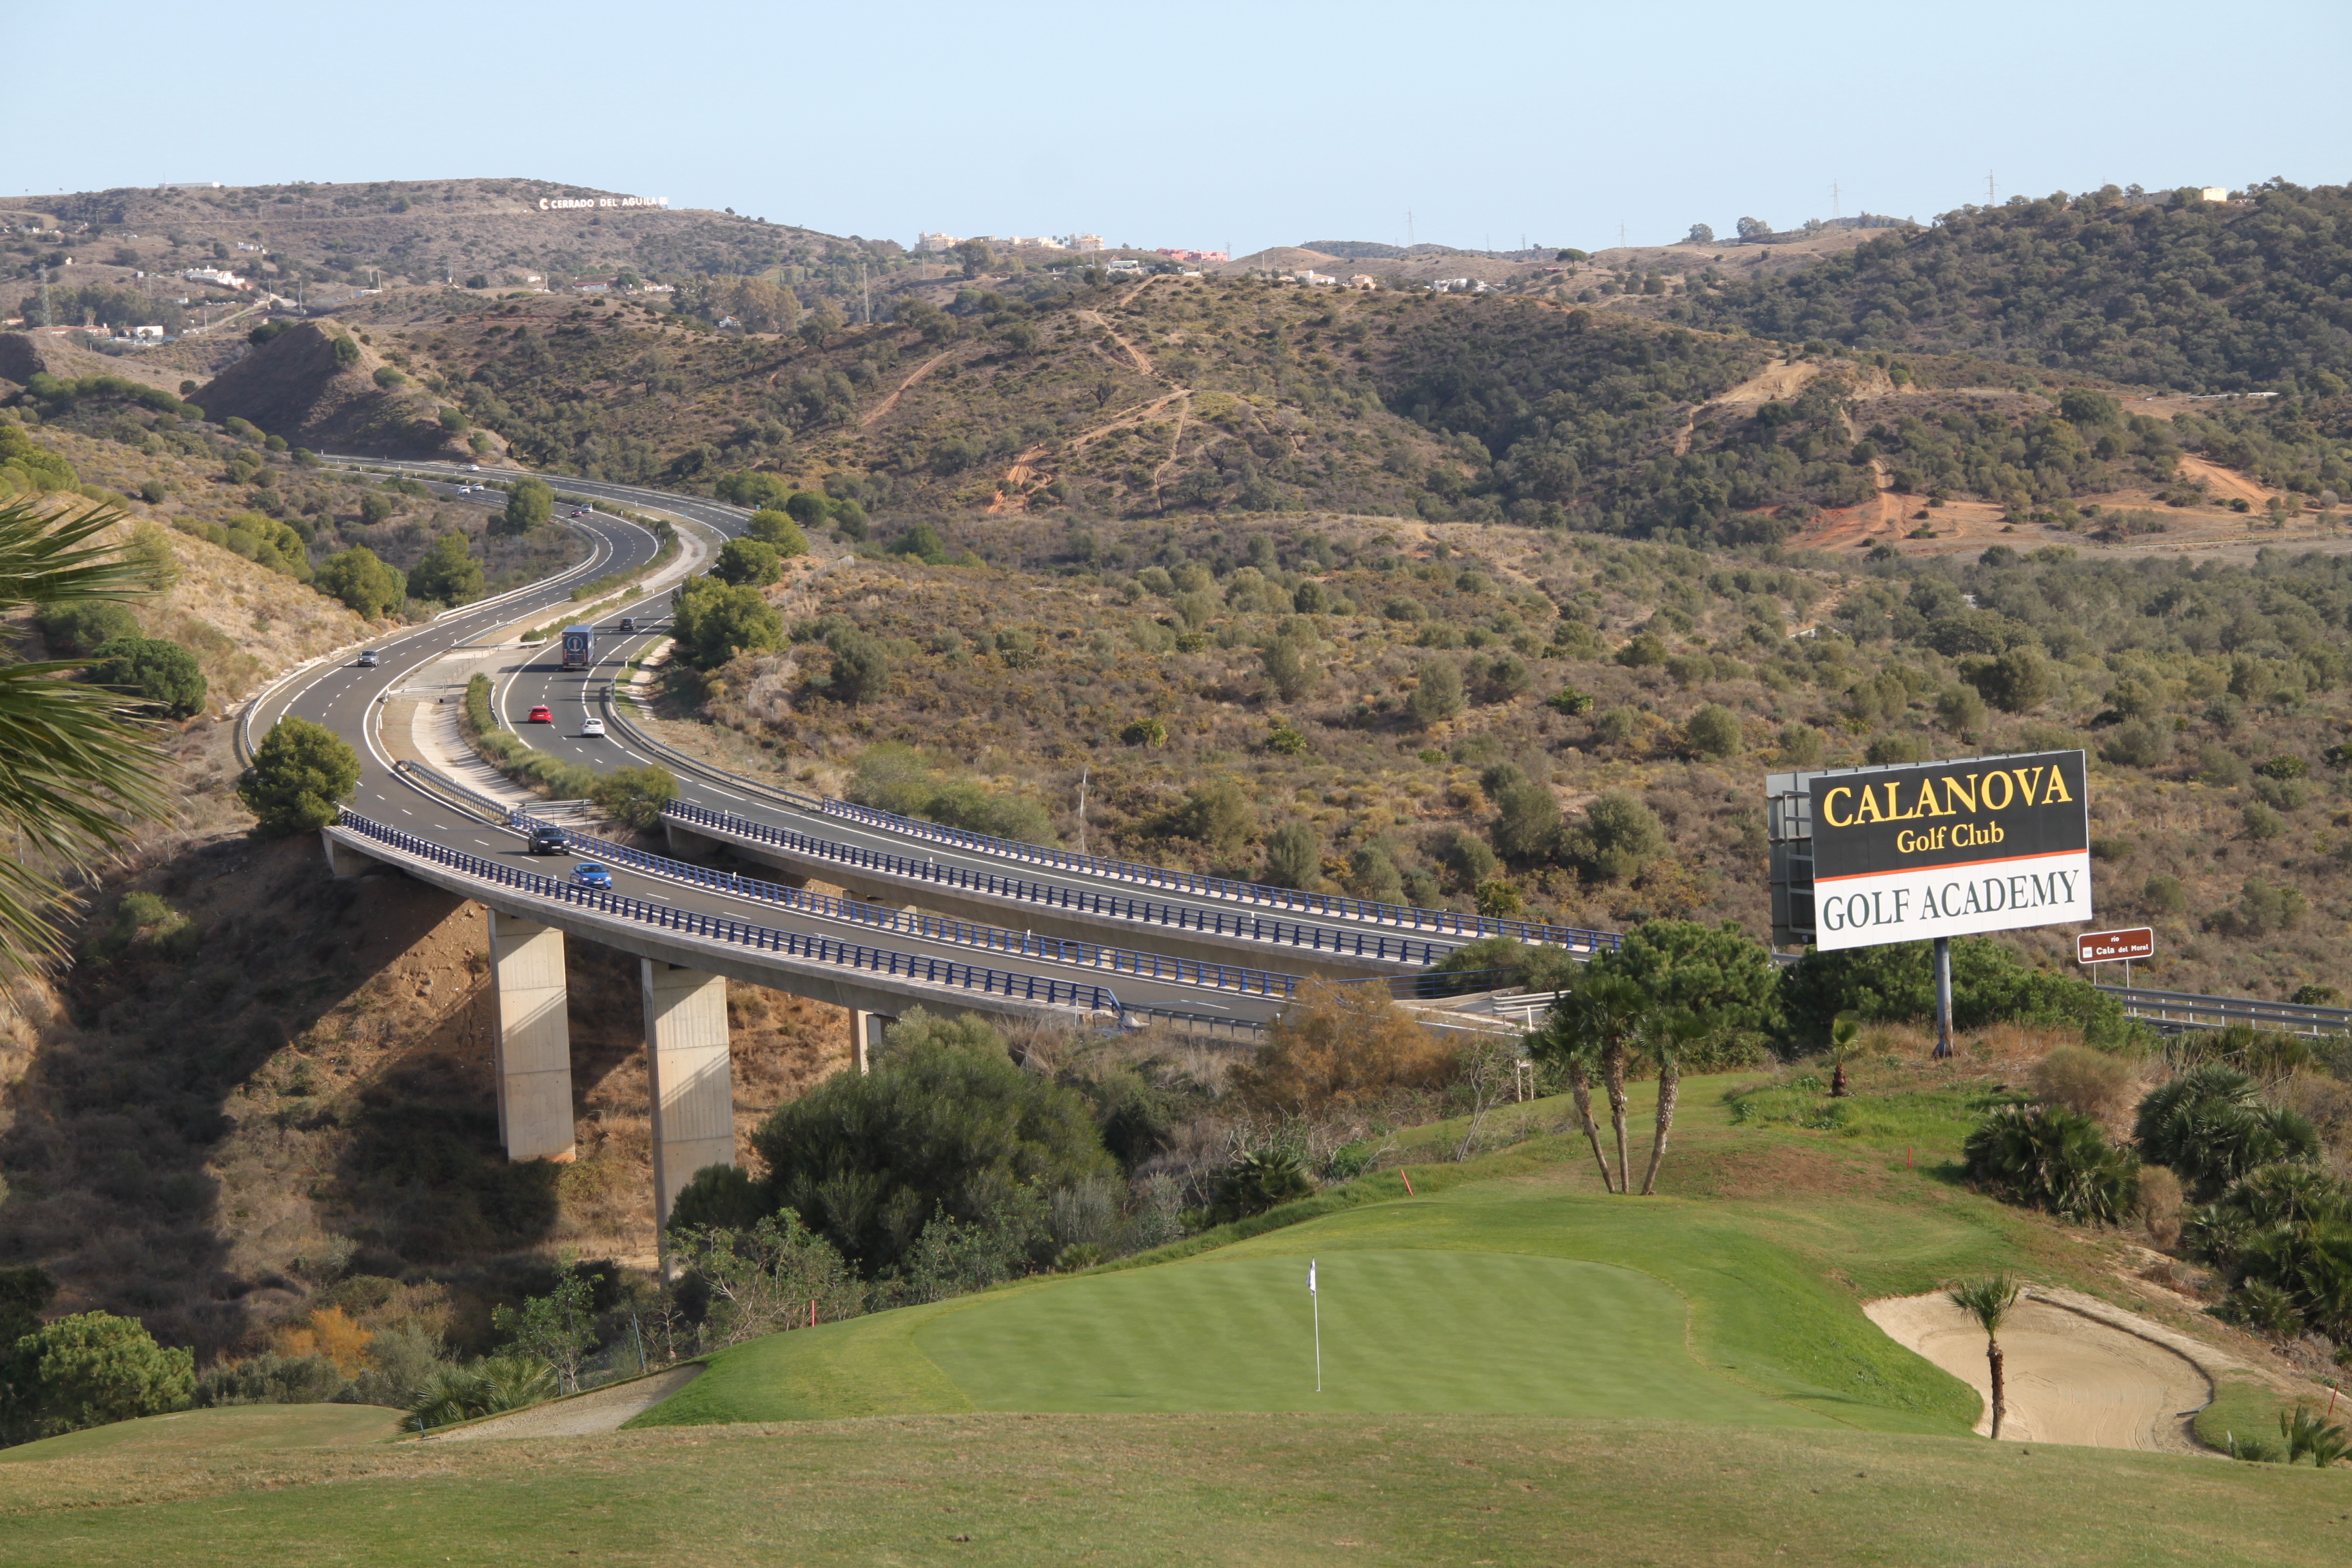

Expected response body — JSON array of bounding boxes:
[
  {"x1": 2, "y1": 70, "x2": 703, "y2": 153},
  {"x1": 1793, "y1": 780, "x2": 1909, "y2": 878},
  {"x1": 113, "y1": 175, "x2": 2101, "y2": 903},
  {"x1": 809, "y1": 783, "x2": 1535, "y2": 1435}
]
[{"x1": 1933, "y1": 936, "x2": 1953, "y2": 1059}]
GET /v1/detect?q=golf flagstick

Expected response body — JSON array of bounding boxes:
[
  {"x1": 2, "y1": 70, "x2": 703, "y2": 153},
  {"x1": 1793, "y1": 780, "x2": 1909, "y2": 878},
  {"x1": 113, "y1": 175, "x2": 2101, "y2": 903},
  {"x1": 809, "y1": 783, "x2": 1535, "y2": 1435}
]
[{"x1": 1308, "y1": 1258, "x2": 1321, "y2": 1394}]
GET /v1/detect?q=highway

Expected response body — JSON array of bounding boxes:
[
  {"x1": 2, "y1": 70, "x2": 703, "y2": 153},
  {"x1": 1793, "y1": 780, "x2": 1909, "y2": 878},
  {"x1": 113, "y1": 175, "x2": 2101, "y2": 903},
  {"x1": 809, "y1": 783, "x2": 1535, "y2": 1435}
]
[
  {"x1": 316, "y1": 461, "x2": 1612, "y2": 951},
  {"x1": 268, "y1": 459, "x2": 2352, "y2": 1044},
  {"x1": 259, "y1": 466, "x2": 1324, "y2": 1025}
]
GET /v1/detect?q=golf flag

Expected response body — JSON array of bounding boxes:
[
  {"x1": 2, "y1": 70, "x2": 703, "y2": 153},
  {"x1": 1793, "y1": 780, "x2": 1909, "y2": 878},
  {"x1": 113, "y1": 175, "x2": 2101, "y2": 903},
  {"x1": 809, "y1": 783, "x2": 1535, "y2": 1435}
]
[{"x1": 1307, "y1": 1258, "x2": 1322, "y2": 1392}]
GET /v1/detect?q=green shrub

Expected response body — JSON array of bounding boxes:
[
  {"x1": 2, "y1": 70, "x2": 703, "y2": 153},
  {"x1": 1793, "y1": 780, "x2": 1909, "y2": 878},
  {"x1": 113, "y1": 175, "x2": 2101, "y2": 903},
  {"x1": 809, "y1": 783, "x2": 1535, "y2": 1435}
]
[
  {"x1": 314, "y1": 546, "x2": 405, "y2": 617},
  {"x1": 1684, "y1": 704, "x2": 1742, "y2": 757},
  {"x1": 826, "y1": 630, "x2": 890, "y2": 703},
  {"x1": 2134, "y1": 1064, "x2": 2319, "y2": 1198},
  {"x1": 1407, "y1": 659, "x2": 1465, "y2": 726},
  {"x1": 406, "y1": 532, "x2": 485, "y2": 605},
  {"x1": 1780, "y1": 936, "x2": 2139, "y2": 1051},
  {"x1": 588, "y1": 765, "x2": 678, "y2": 830},
  {"x1": 84, "y1": 636, "x2": 207, "y2": 718},
  {"x1": 1565, "y1": 789, "x2": 1666, "y2": 882},
  {"x1": 35, "y1": 600, "x2": 138, "y2": 655},
  {"x1": 712, "y1": 537, "x2": 783, "y2": 587},
  {"x1": 1964, "y1": 1105, "x2": 2140, "y2": 1222},
  {"x1": 1262, "y1": 821, "x2": 1320, "y2": 889},
  {"x1": 236, "y1": 717, "x2": 359, "y2": 834},
  {"x1": 747, "y1": 1011, "x2": 1115, "y2": 1275},
  {"x1": 2, "y1": 1310, "x2": 194, "y2": 1441},
  {"x1": 496, "y1": 476, "x2": 554, "y2": 535},
  {"x1": 745, "y1": 510, "x2": 808, "y2": 556},
  {"x1": 671, "y1": 574, "x2": 784, "y2": 668}
]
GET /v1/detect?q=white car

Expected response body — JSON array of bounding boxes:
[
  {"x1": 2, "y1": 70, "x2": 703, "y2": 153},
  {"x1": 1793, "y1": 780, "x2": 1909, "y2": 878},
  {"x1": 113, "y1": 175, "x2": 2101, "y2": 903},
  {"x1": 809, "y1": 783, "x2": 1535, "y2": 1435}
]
[
  {"x1": 581, "y1": 718, "x2": 606, "y2": 738},
  {"x1": 468, "y1": 463, "x2": 482, "y2": 472}
]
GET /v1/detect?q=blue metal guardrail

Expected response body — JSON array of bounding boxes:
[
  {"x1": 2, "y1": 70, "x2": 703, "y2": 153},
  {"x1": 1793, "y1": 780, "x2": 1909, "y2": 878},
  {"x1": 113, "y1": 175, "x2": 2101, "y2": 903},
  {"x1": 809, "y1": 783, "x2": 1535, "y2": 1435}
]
[
  {"x1": 664, "y1": 800, "x2": 1616, "y2": 966},
  {"x1": 401, "y1": 766, "x2": 1520, "y2": 1002},
  {"x1": 500, "y1": 812, "x2": 1304, "y2": 1000},
  {"x1": 333, "y1": 812, "x2": 1126, "y2": 1019},
  {"x1": 602, "y1": 689, "x2": 1618, "y2": 953},
  {"x1": 815, "y1": 796, "x2": 1621, "y2": 949}
]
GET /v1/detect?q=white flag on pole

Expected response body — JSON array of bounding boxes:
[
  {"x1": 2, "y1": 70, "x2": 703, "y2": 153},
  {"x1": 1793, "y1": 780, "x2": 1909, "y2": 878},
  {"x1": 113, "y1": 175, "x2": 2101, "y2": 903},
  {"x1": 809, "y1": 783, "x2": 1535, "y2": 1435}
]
[{"x1": 1307, "y1": 1258, "x2": 1322, "y2": 1392}]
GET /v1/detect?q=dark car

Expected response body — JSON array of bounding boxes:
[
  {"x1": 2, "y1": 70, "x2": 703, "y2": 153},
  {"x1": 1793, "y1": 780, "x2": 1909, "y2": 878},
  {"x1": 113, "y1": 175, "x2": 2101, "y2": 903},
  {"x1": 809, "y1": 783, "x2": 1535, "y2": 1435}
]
[
  {"x1": 524, "y1": 822, "x2": 568, "y2": 855},
  {"x1": 617, "y1": 617, "x2": 636, "y2": 634},
  {"x1": 572, "y1": 863, "x2": 613, "y2": 890}
]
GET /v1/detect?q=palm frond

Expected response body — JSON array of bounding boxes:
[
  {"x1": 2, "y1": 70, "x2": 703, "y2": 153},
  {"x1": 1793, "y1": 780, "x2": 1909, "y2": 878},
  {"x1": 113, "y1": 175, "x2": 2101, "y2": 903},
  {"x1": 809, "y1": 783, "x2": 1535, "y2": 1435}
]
[
  {"x1": 0, "y1": 498, "x2": 178, "y2": 970},
  {"x1": 0, "y1": 497, "x2": 166, "y2": 606}
]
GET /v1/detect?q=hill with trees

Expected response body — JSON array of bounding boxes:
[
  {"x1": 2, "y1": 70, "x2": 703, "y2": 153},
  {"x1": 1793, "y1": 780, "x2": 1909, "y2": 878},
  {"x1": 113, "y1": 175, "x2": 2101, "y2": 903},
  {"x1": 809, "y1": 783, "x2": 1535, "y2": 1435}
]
[
  {"x1": 1668, "y1": 180, "x2": 2352, "y2": 394},
  {"x1": 310, "y1": 270, "x2": 2341, "y2": 546}
]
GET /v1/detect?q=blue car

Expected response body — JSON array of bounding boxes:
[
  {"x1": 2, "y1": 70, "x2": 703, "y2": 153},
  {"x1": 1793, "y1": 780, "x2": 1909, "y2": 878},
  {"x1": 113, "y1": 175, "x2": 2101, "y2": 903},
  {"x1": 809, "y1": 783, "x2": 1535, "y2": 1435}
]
[{"x1": 572, "y1": 863, "x2": 613, "y2": 890}]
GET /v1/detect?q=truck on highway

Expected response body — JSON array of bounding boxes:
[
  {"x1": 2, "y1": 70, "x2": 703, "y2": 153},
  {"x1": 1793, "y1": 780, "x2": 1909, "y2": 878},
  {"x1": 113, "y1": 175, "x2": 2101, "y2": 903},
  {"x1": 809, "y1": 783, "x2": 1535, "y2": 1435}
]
[{"x1": 560, "y1": 625, "x2": 594, "y2": 670}]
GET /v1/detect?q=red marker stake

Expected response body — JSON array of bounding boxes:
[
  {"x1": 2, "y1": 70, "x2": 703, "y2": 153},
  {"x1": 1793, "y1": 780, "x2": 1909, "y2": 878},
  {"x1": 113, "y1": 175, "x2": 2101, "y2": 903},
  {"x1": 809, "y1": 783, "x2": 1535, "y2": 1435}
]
[{"x1": 1401, "y1": 1170, "x2": 1416, "y2": 1197}]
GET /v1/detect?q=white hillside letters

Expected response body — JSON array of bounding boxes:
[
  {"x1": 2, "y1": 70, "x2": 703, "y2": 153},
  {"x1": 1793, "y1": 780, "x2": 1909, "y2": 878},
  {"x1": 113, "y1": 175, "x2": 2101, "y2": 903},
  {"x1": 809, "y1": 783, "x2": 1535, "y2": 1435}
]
[{"x1": 1806, "y1": 751, "x2": 2091, "y2": 951}]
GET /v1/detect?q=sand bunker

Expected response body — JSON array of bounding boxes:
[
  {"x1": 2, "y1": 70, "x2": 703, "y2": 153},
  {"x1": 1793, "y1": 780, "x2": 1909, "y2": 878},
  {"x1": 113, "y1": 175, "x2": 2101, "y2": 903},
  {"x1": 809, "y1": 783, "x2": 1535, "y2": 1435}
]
[
  {"x1": 1865, "y1": 1290, "x2": 2215, "y2": 1454},
  {"x1": 436, "y1": 1365, "x2": 701, "y2": 1441}
]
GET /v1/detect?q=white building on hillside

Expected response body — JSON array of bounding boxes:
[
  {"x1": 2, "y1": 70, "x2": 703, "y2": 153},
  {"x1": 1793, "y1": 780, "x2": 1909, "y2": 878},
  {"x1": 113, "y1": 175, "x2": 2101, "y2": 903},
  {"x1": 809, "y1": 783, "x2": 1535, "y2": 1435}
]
[{"x1": 915, "y1": 231, "x2": 960, "y2": 253}]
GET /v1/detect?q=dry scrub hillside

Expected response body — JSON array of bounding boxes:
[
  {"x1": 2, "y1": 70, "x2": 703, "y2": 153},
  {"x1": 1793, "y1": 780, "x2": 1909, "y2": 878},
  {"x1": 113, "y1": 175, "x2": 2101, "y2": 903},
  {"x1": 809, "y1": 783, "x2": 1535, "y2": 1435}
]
[
  {"x1": 193, "y1": 320, "x2": 498, "y2": 462},
  {"x1": 0, "y1": 177, "x2": 905, "y2": 316},
  {"x1": 16, "y1": 412, "x2": 582, "y2": 616},
  {"x1": 657, "y1": 513, "x2": 2352, "y2": 1002},
  {"x1": 319, "y1": 280, "x2": 2317, "y2": 554},
  {"x1": 0, "y1": 414, "x2": 850, "y2": 1361},
  {"x1": 0, "y1": 830, "x2": 851, "y2": 1362}
]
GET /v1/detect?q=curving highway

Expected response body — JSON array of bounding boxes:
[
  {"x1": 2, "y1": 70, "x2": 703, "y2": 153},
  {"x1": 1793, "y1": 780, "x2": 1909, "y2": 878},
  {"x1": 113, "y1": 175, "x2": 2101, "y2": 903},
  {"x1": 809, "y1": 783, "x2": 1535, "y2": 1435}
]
[
  {"x1": 261, "y1": 463, "x2": 1336, "y2": 1027},
  {"x1": 272, "y1": 460, "x2": 2349, "y2": 1047}
]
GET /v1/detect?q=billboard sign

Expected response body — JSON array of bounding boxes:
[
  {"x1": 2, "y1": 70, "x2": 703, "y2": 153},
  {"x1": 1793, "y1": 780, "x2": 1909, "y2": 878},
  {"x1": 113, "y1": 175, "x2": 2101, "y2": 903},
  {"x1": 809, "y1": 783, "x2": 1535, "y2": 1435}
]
[
  {"x1": 2077, "y1": 927, "x2": 2154, "y2": 965},
  {"x1": 1804, "y1": 750, "x2": 2090, "y2": 951}
]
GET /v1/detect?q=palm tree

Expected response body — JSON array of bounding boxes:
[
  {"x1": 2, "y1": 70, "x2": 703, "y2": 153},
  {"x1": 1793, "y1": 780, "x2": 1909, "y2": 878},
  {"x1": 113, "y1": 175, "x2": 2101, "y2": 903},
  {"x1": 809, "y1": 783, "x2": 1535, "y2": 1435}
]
[
  {"x1": 1533, "y1": 973, "x2": 1646, "y2": 1192},
  {"x1": 1528, "y1": 978, "x2": 1637, "y2": 1192},
  {"x1": 0, "y1": 499, "x2": 173, "y2": 970},
  {"x1": 1827, "y1": 1011, "x2": 1861, "y2": 1097},
  {"x1": 1947, "y1": 1273, "x2": 2023, "y2": 1440},
  {"x1": 1637, "y1": 1007, "x2": 1714, "y2": 1196}
]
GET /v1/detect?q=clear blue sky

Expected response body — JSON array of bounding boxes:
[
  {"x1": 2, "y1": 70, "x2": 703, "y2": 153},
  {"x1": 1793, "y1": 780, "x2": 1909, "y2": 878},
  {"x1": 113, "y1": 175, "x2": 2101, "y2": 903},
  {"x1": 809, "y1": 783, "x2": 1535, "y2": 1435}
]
[{"x1": 20, "y1": 1, "x2": 2347, "y2": 255}]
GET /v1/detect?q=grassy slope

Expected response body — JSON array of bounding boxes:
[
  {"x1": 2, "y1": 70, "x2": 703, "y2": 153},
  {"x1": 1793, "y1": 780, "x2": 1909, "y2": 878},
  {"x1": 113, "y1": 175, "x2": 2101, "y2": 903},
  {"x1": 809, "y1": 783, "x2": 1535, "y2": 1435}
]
[
  {"x1": 7, "y1": 1413, "x2": 2351, "y2": 1567},
  {"x1": 0, "y1": 1403, "x2": 404, "y2": 1463},
  {"x1": 636, "y1": 1072, "x2": 2040, "y2": 1435},
  {"x1": 7, "y1": 1067, "x2": 2345, "y2": 1565}
]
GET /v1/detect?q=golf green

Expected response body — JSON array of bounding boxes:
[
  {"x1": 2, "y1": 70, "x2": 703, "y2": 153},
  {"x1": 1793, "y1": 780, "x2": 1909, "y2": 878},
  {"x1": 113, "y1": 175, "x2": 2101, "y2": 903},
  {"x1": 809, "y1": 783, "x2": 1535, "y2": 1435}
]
[{"x1": 912, "y1": 1247, "x2": 1828, "y2": 1422}]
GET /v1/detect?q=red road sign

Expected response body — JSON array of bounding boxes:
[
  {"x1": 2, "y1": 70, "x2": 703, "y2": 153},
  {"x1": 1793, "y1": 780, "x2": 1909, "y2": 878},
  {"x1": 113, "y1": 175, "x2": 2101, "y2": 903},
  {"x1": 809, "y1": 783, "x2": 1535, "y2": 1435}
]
[{"x1": 2078, "y1": 927, "x2": 2155, "y2": 964}]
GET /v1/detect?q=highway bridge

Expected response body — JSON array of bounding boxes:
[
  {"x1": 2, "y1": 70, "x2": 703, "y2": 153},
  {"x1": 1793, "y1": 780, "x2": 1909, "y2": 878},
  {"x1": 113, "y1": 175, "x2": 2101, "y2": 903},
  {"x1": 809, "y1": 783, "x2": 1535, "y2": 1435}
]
[{"x1": 263, "y1": 458, "x2": 2352, "y2": 1230}]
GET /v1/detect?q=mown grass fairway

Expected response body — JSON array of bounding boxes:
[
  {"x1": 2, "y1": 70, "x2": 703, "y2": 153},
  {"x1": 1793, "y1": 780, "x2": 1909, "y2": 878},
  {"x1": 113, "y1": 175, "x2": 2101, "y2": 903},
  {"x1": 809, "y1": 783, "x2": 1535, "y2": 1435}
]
[
  {"x1": 0, "y1": 1402, "x2": 406, "y2": 1463},
  {"x1": 5, "y1": 1414, "x2": 2351, "y2": 1567},
  {"x1": 921, "y1": 1249, "x2": 1816, "y2": 1419},
  {"x1": 13, "y1": 1068, "x2": 2345, "y2": 1565},
  {"x1": 639, "y1": 1075, "x2": 1995, "y2": 1435}
]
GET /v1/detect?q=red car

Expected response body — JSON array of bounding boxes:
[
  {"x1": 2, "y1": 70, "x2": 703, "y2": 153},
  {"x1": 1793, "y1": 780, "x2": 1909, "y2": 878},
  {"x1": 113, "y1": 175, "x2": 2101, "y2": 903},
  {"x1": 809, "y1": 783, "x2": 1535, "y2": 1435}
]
[{"x1": 527, "y1": 704, "x2": 553, "y2": 723}]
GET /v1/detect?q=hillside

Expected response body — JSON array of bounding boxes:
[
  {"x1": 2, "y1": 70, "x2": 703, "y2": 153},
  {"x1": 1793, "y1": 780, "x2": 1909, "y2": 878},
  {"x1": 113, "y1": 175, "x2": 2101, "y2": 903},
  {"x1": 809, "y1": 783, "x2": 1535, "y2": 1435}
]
[
  {"x1": 645, "y1": 504, "x2": 2352, "y2": 1004},
  {"x1": 0, "y1": 176, "x2": 945, "y2": 358},
  {"x1": 191, "y1": 319, "x2": 496, "y2": 461},
  {"x1": 1669, "y1": 180, "x2": 2352, "y2": 393},
  {"x1": 306, "y1": 272, "x2": 2342, "y2": 550}
]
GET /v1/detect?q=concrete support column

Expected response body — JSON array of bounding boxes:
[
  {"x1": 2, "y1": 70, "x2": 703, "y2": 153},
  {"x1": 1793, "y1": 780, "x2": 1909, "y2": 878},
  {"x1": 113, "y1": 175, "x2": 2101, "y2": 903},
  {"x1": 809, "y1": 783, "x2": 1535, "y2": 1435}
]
[
  {"x1": 642, "y1": 962, "x2": 735, "y2": 1226},
  {"x1": 487, "y1": 909, "x2": 576, "y2": 1163},
  {"x1": 847, "y1": 1009, "x2": 894, "y2": 1075}
]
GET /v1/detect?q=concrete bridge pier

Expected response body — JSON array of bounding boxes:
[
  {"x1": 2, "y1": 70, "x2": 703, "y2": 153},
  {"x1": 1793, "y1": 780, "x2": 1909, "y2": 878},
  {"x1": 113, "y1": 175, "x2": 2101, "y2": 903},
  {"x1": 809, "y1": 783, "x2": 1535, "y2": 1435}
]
[
  {"x1": 487, "y1": 911, "x2": 578, "y2": 1163},
  {"x1": 642, "y1": 961, "x2": 736, "y2": 1226},
  {"x1": 847, "y1": 1009, "x2": 894, "y2": 1074}
]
